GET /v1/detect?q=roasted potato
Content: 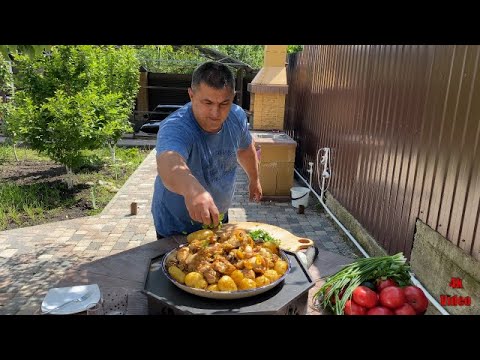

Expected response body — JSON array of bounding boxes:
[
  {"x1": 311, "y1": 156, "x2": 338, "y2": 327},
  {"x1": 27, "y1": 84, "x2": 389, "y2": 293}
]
[
  {"x1": 217, "y1": 275, "x2": 238, "y2": 291},
  {"x1": 263, "y1": 269, "x2": 280, "y2": 283},
  {"x1": 185, "y1": 272, "x2": 208, "y2": 289},
  {"x1": 187, "y1": 229, "x2": 214, "y2": 243},
  {"x1": 207, "y1": 284, "x2": 219, "y2": 291},
  {"x1": 255, "y1": 275, "x2": 271, "y2": 287},
  {"x1": 230, "y1": 269, "x2": 244, "y2": 285},
  {"x1": 274, "y1": 260, "x2": 288, "y2": 275},
  {"x1": 168, "y1": 265, "x2": 186, "y2": 284},
  {"x1": 238, "y1": 278, "x2": 256, "y2": 290}
]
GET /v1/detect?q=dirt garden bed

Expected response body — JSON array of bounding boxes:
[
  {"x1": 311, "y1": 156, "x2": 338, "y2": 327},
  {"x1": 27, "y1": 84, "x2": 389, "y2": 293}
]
[{"x1": 0, "y1": 145, "x2": 150, "y2": 231}]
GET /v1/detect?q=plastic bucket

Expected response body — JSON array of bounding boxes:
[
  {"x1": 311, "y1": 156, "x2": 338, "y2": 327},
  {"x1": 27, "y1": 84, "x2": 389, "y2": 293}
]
[{"x1": 290, "y1": 187, "x2": 310, "y2": 208}]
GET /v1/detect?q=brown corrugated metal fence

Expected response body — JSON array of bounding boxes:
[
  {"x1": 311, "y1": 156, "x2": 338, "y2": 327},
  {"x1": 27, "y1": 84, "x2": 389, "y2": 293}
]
[{"x1": 285, "y1": 45, "x2": 480, "y2": 260}]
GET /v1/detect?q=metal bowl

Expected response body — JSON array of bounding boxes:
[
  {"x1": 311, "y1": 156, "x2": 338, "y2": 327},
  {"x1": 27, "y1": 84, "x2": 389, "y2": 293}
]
[{"x1": 161, "y1": 244, "x2": 291, "y2": 300}]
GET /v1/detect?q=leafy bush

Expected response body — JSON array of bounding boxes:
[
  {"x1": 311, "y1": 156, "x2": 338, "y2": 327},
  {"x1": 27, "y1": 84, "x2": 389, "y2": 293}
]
[{"x1": 5, "y1": 46, "x2": 139, "y2": 175}]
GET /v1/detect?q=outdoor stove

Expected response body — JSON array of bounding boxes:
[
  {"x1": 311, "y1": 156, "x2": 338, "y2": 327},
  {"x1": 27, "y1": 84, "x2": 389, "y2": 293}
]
[{"x1": 143, "y1": 251, "x2": 314, "y2": 315}]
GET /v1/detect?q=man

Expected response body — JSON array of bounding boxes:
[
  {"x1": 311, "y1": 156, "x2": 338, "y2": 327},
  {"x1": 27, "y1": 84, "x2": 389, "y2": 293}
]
[{"x1": 152, "y1": 61, "x2": 262, "y2": 238}]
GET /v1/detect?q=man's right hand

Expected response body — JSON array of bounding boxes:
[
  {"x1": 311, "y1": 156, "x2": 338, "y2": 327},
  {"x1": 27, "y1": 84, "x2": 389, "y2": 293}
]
[
  {"x1": 184, "y1": 187, "x2": 220, "y2": 227},
  {"x1": 157, "y1": 151, "x2": 220, "y2": 227}
]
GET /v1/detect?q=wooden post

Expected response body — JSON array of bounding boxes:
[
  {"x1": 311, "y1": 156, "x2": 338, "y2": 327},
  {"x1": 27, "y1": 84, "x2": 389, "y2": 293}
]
[
  {"x1": 138, "y1": 69, "x2": 149, "y2": 114},
  {"x1": 130, "y1": 202, "x2": 138, "y2": 216},
  {"x1": 236, "y1": 67, "x2": 245, "y2": 108}
]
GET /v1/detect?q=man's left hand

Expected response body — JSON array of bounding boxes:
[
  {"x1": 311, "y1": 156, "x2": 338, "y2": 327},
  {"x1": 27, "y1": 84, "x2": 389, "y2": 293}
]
[{"x1": 249, "y1": 179, "x2": 262, "y2": 202}]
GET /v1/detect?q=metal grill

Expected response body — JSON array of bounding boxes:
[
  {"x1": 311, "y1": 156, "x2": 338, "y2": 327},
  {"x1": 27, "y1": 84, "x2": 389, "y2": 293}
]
[{"x1": 143, "y1": 251, "x2": 314, "y2": 315}]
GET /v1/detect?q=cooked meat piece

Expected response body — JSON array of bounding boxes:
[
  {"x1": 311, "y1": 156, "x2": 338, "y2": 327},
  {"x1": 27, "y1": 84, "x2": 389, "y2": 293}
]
[
  {"x1": 241, "y1": 269, "x2": 256, "y2": 280},
  {"x1": 176, "y1": 247, "x2": 190, "y2": 263},
  {"x1": 213, "y1": 258, "x2": 236, "y2": 275},
  {"x1": 243, "y1": 255, "x2": 267, "y2": 274},
  {"x1": 188, "y1": 239, "x2": 206, "y2": 252},
  {"x1": 217, "y1": 230, "x2": 232, "y2": 243},
  {"x1": 203, "y1": 268, "x2": 220, "y2": 284},
  {"x1": 226, "y1": 236, "x2": 241, "y2": 248}
]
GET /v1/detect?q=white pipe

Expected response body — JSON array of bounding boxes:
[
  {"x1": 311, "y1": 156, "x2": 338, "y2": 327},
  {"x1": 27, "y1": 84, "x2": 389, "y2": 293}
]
[
  {"x1": 295, "y1": 168, "x2": 369, "y2": 258},
  {"x1": 321, "y1": 173, "x2": 326, "y2": 201},
  {"x1": 294, "y1": 168, "x2": 450, "y2": 315},
  {"x1": 308, "y1": 161, "x2": 314, "y2": 189},
  {"x1": 319, "y1": 148, "x2": 331, "y2": 201}
]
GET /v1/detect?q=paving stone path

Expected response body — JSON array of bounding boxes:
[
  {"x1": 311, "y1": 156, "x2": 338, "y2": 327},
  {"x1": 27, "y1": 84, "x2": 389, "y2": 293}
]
[{"x1": 0, "y1": 149, "x2": 362, "y2": 315}]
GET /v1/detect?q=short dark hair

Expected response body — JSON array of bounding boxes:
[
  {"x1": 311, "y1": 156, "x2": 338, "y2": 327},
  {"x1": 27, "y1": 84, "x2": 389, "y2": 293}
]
[{"x1": 191, "y1": 61, "x2": 235, "y2": 91}]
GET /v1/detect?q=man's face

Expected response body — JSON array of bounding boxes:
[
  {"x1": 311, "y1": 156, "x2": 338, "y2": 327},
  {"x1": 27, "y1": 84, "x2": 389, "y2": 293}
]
[{"x1": 188, "y1": 82, "x2": 234, "y2": 133}]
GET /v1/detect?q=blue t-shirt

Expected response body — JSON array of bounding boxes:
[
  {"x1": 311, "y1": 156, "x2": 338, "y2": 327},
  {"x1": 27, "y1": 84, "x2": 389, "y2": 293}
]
[{"x1": 152, "y1": 102, "x2": 252, "y2": 237}]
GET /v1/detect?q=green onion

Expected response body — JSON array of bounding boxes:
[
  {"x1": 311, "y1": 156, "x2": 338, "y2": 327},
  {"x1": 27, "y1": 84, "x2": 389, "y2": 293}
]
[{"x1": 314, "y1": 253, "x2": 411, "y2": 315}]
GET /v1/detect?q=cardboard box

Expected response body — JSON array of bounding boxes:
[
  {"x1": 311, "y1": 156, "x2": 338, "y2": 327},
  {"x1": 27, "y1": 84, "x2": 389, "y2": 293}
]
[
  {"x1": 259, "y1": 162, "x2": 295, "y2": 196},
  {"x1": 258, "y1": 143, "x2": 296, "y2": 163},
  {"x1": 259, "y1": 163, "x2": 278, "y2": 195},
  {"x1": 276, "y1": 162, "x2": 295, "y2": 195},
  {"x1": 252, "y1": 131, "x2": 297, "y2": 196}
]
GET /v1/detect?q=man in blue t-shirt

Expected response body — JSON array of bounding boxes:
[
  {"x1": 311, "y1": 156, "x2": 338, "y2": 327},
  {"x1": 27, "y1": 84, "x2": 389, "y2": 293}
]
[{"x1": 152, "y1": 61, "x2": 262, "y2": 238}]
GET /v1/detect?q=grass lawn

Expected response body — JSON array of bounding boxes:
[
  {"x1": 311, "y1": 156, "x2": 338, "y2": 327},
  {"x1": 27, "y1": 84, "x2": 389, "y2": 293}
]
[{"x1": 0, "y1": 144, "x2": 150, "y2": 231}]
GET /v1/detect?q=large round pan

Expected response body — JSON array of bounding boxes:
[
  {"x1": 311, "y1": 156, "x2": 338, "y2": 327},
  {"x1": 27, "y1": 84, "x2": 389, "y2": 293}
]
[{"x1": 161, "y1": 244, "x2": 291, "y2": 300}]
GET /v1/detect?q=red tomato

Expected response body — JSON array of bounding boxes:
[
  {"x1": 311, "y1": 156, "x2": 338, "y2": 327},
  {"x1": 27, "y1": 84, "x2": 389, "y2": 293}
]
[
  {"x1": 394, "y1": 303, "x2": 417, "y2": 315},
  {"x1": 403, "y1": 285, "x2": 429, "y2": 314},
  {"x1": 352, "y1": 286, "x2": 378, "y2": 308},
  {"x1": 366, "y1": 306, "x2": 394, "y2": 315},
  {"x1": 344, "y1": 299, "x2": 366, "y2": 315},
  {"x1": 379, "y1": 286, "x2": 406, "y2": 309},
  {"x1": 376, "y1": 278, "x2": 398, "y2": 292}
]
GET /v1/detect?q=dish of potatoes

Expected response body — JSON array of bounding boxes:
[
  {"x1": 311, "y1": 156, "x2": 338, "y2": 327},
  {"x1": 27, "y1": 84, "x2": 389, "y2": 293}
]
[{"x1": 162, "y1": 227, "x2": 291, "y2": 299}]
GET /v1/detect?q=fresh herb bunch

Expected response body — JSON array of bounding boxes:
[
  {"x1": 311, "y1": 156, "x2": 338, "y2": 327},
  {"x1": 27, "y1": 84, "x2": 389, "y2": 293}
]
[
  {"x1": 314, "y1": 253, "x2": 411, "y2": 315},
  {"x1": 248, "y1": 229, "x2": 281, "y2": 245},
  {"x1": 202, "y1": 213, "x2": 225, "y2": 230}
]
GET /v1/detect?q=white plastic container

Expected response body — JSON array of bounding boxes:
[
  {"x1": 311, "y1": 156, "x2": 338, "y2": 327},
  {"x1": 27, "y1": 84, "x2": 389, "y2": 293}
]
[{"x1": 290, "y1": 187, "x2": 310, "y2": 208}]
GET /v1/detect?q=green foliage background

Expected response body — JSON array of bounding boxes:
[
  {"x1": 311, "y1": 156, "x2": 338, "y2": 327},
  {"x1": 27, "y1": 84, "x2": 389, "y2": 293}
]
[
  {"x1": 0, "y1": 53, "x2": 14, "y2": 93},
  {"x1": 135, "y1": 45, "x2": 303, "y2": 73},
  {"x1": 5, "y1": 46, "x2": 140, "y2": 169}
]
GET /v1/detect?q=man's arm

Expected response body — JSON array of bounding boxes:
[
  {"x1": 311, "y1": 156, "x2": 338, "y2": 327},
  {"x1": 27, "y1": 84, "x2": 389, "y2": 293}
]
[
  {"x1": 157, "y1": 151, "x2": 219, "y2": 226},
  {"x1": 237, "y1": 142, "x2": 262, "y2": 201}
]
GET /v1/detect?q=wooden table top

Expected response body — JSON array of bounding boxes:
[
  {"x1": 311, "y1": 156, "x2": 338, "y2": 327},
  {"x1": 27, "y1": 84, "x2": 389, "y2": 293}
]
[
  {"x1": 50, "y1": 224, "x2": 321, "y2": 315},
  {"x1": 53, "y1": 235, "x2": 185, "y2": 315}
]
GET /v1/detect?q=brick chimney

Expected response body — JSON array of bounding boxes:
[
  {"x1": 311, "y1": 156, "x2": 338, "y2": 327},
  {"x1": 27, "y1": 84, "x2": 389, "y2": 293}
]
[{"x1": 247, "y1": 45, "x2": 288, "y2": 130}]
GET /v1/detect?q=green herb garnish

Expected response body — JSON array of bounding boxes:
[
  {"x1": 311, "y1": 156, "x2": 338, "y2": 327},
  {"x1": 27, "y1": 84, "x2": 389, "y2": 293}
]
[
  {"x1": 248, "y1": 229, "x2": 281, "y2": 245},
  {"x1": 202, "y1": 213, "x2": 225, "y2": 230}
]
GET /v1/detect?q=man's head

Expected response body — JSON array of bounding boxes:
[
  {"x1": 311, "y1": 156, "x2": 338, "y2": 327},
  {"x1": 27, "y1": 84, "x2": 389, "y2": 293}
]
[{"x1": 188, "y1": 61, "x2": 235, "y2": 133}]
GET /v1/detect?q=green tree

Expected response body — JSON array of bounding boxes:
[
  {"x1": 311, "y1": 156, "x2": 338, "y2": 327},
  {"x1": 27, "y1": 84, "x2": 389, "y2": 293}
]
[
  {"x1": 287, "y1": 45, "x2": 304, "y2": 53},
  {"x1": 7, "y1": 46, "x2": 139, "y2": 187},
  {"x1": 136, "y1": 45, "x2": 204, "y2": 73},
  {"x1": 209, "y1": 45, "x2": 265, "y2": 69},
  {"x1": 88, "y1": 46, "x2": 140, "y2": 162},
  {"x1": 208, "y1": 45, "x2": 303, "y2": 69},
  {"x1": 0, "y1": 53, "x2": 13, "y2": 93},
  {"x1": 0, "y1": 53, "x2": 19, "y2": 160},
  {"x1": 0, "y1": 45, "x2": 50, "y2": 60},
  {"x1": 135, "y1": 45, "x2": 303, "y2": 73}
]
